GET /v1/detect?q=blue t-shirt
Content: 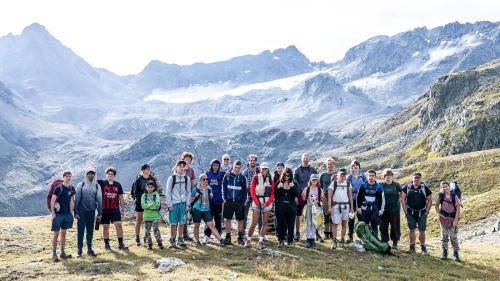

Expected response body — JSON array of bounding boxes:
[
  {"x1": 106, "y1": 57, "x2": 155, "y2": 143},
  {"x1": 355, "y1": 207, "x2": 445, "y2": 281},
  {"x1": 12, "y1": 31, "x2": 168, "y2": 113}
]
[
  {"x1": 54, "y1": 184, "x2": 74, "y2": 214},
  {"x1": 191, "y1": 187, "x2": 212, "y2": 212}
]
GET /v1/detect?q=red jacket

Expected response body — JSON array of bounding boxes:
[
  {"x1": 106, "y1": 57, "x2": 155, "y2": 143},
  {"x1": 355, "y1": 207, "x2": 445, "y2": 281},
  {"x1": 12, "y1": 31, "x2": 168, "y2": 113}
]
[{"x1": 250, "y1": 174, "x2": 275, "y2": 208}]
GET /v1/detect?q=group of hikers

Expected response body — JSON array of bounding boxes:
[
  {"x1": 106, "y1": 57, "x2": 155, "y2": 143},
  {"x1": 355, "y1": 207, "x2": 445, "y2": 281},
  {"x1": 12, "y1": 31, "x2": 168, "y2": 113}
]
[{"x1": 48, "y1": 152, "x2": 462, "y2": 263}]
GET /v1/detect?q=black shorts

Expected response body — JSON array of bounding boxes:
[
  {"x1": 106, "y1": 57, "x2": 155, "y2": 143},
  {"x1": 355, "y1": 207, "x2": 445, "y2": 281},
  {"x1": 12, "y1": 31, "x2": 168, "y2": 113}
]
[
  {"x1": 223, "y1": 200, "x2": 245, "y2": 221},
  {"x1": 191, "y1": 209, "x2": 213, "y2": 223},
  {"x1": 135, "y1": 199, "x2": 144, "y2": 212},
  {"x1": 101, "y1": 210, "x2": 121, "y2": 224}
]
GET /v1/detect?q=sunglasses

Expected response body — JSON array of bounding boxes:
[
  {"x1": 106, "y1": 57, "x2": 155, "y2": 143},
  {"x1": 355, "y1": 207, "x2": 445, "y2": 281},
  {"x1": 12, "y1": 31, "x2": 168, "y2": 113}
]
[
  {"x1": 201, "y1": 178, "x2": 208, "y2": 181},
  {"x1": 223, "y1": 159, "x2": 229, "y2": 161}
]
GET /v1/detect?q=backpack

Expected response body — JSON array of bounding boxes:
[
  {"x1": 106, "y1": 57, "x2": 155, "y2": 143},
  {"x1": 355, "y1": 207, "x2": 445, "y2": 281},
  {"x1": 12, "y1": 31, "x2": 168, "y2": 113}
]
[
  {"x1": 190, "y1": 188, "x2": 212, "y2": 207},
  {"x1": 305, "y1": 185, "x2": 322, "y2": 207},
  {"x1": 330, "y1": 180, "x2": 351, "y2": 203},
  {"x1": 171, "y1": 174, "x2": 189, "y2": 192},
  {"x1": 450, "y1": 181, "x2": 462, "y2": 200},
  {"x1": 438, "y1": 191, "x2": 457, "y2": 210},
  {"x1": 46, "y1": 179, "x2": 64, "y2": 211}
]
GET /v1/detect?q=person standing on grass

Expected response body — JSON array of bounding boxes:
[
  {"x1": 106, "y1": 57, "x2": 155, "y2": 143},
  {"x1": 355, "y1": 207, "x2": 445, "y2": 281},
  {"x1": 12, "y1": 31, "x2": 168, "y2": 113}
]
[
  {"x1": 401, "y1": 172, "x2": 432, "y2": 254},
  {"x1": 131, "y1": 163, "x2": 161, "y2": 246},
  {"x1": 356, "y1": 169, "x2": 385, "y2": 239},
  {"x1": 245, "y1": 163, "x2": 275, "y2": 249},
  {"x1": 191, "y1": 173, "x2": 225, "y2": 246},
  {"x1": 242, "y1": 154, "x2": 259, "y2": 233},
  {"x1": 303, "y1": 174, "x2": 324, "y2": 249},
  {"x1": 180, "y1": 151, "x2": 196, "y2": 242},
  {"x1": 166, "y1": 160, "x2": 192, "y2": 248},
  {"x1": 320, "y1": 158, "x2": 336, "y2": 240},
  {"x1": 435, "y1": 181, "x2": 461, "y2": 262},
  {"x1": 221, "y1": 160, "x2": 247, "y2": 246},
  {"x1": 293, "y1": 153, "x2": 318, "y2": 242},
  {"x1": 275, "y1": 168, "x2": 299, "y2": 248},
  {"x1": 380, "y1": 169, "x2": 402, "y2": 250},
  {"x1": 74, "y1": 167, "x2": 102, "y2": 258},
  {"x1": 142, "y1": 181, "x2": 164, "y2": 250},
  {"x1": 203, "y1": 159, "x2": 225, "y2": 243},
  {"x1": 97, "y1": 167, "x2": 128, "y2": 251},
  {"x1": 50, "y1": 170, "x2": 75, "y2": 262},
  {"x1": 328, "y1": 168, "x2": 353, "y2": 249},
  {"x1": 346, "y1": 160, "x2": 366, "y2": 242}
]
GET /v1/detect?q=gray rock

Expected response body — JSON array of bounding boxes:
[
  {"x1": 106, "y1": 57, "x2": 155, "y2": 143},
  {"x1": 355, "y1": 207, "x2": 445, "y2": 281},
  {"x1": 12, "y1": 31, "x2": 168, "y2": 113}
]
[
  {"x1": 155, "y1": 257, "x2": 185, "y2": 273},
  {"x1": 2, "y1": 227, "x2": 31, "y2": 235}
]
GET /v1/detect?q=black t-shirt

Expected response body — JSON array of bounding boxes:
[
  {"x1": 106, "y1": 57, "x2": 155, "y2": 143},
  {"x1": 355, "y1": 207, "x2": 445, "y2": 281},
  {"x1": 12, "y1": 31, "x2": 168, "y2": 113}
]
[
  {"x1": 54, "y1": 184, "x2": 74, "y2": 214},
  {"x1": 404, "y1": 183, "x2": 432, "y2": 210},
  {"x1": 382, "y1": 182, "x2": 402, "y2": 212}
]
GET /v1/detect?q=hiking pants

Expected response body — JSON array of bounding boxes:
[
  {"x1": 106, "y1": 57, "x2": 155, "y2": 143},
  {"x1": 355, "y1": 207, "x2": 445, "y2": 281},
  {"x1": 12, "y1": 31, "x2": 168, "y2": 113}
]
[
  {"x1": 380, "y1": 210, "x2": 401, "y2": 242},
  {"x1": 275, "y1": 202, "x2": 297, "y2": 243},
  {"x1": 361, "y1": 208, "x2": 381, "y2": 239},
  {"x1": 77, "y1": 210, "x2": 95, "y2": 251},
  {"x1": 145, "y1": 221, "x2": 162, "y2": 245},
  {"x1": 204, "y1": 204, "x2": 223, "y2": 237},
  {"x1": 348, "y1": 199, "x2": 361, "y2": 237},
  {"x1": 441, "y1": 225, "x2": 459, "y2": 251},
  {"x1": 305, "y1": 205, "x2": 316, "y2": 239}
]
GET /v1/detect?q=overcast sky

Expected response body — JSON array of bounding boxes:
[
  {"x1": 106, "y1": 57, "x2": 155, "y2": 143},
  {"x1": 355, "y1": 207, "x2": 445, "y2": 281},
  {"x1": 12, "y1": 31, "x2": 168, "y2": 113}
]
[{"x1": 0, "y1": 0, "x2": 499, "y2": 75}]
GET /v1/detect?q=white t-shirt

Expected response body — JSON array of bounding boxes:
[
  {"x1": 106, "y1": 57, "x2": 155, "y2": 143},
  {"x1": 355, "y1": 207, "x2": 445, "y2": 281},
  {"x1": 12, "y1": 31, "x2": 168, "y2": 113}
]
[{"x1": 329, "y1": 180, "x2": 350, "y2": 203}]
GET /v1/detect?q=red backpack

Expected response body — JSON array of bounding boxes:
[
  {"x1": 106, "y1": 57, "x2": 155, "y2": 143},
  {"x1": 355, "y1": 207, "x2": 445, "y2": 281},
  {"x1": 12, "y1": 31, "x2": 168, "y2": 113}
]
[{"x1": 46, "y1": 179, "x2": 63, "y2": 211}]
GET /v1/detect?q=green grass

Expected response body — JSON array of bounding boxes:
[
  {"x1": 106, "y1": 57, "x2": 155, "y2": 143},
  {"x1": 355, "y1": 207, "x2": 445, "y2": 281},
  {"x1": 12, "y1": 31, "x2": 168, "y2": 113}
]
[{"x1": 0, "y1": 214, "x2": 499, "y2": 281}]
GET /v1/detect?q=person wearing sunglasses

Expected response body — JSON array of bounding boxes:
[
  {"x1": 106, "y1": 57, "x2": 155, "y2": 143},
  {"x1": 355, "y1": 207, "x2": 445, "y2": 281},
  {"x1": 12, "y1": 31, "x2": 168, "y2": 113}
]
[
  {"x1": 190, "y1": 174, "x2": 225, "y2": 246},
  {"x1": 275, "y1": 168, "x2": 299, "y2": 248}
]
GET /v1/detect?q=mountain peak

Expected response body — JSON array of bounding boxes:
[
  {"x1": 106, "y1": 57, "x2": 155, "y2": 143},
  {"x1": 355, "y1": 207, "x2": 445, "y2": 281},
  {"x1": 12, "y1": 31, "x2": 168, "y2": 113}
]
[{"x1": 22, "y1": 23, "x2": 49, "y2": 36}]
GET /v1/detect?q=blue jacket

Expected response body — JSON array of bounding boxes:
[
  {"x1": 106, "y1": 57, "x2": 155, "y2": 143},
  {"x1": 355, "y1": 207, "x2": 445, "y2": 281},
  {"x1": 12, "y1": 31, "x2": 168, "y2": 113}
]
[
  {"x1": 207, "y1": 169, "x2": 224, "y2": 205},
  {"x1": 222, "y1": 172, "x2": 247, "y2": 202}
]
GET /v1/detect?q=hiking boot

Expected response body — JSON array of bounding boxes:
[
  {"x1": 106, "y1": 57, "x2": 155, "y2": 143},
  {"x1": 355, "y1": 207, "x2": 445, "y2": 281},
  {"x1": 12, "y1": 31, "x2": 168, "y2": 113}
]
[
  {"x1": 409, "y1": 244, "x2": 416, "y2": 254},
  {"x1": 222, "y1": 234, "x2": 232, "y2": 246},
  {"x1": 421, "y1": 244, "x2": 429, "y2": 255},
  {"x1": 257, "y1": 241, "x2": 266, "y2": 250},
  {"x1": 104, "y1": 243, "x2": 112, "y2": 251},
  {"x1": 324, "y1": 232, "x2": 331, "y2": 240},
  {"x1": 277, "y1": 240, "x2": 284, "y2": 248},
  {"x1": 77, "y1": 249, "x2": 83, "y2": 258},
  {"x1": 203, "y1": 236, "x2": 210, "y2": 245},
  {"x1": 340, "y1": 238, "x2": 345, "y2": 245},
  {"x1": 347, "y1": 234, "x2": 353, "y2": 243},
  {"x1": 452, "y1": 250, "x2": 460, "y2": 262},
  {"x1": 147, "y1": 244, "x2": 153, "y2": 250},
  {"x1": 60, "y1": 252, "x2": 72, "y2": 259},
  {"x1": 244, "y1": 239, "x2": 251, "y2": 247},
  {"x1": 286, "y1": 241, "x2": 292, "y2": 248},
  {"x1": 158, "y1": 242, "x2": 165, "y2": 250},
  {"x1": 135, "y1": 237, "x2": 141, "y2": 246},
  {"x1": 237, "y1": 235, "x2": 245, "y2": 246},
  {"x1": 118, "y1": 242, "x2": 128, "y2": 250},
  {"x1": 331, "y1": 238, "x2": 338, "y2": 250},
  {"x1": 87, "y1": 249, "x2": 97, "y2": 257},
  {"x1": 169, "y1": 238, "x2": 177, "y2": 248},
  {"x1": 178, "y1": 238, "x2": 187, "y2": 247},
  {"x1": 392, "y1": 241, "x2": 398, "y2": 250},
  {"x1": 316, "y1": 231, "x2": 324, "y2": 243},
  {"x1": 183, "y1": 234, "x2": 193, "y2": 242},
  {"x1": 294, "y1": 231, "x2": 300, "y2": 241},
  {"x1": 219, "y1": 239, "x2": 226, "y2": 246},
  {"x1": 193, "y1": 241, "x2": 203, "y2": 247},
  {"x1": 441, "y1": 248, "x2": 448, "y2": 260},
  {"x1": 311, "y1": 240, "x2": 317, "y2": 249},
  {"x1": 305, "y1": 239, "x2": 313, "y2": 248},
  {"x1": 51, "y1": 255, "x2": 60, "y2": 262}
]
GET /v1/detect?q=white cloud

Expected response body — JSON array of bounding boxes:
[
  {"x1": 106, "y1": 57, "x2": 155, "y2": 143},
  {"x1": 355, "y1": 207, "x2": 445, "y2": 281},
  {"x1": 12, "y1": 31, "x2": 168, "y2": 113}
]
[{"x1": 0, "y1": 0, "x2": 498, "y2": 75}]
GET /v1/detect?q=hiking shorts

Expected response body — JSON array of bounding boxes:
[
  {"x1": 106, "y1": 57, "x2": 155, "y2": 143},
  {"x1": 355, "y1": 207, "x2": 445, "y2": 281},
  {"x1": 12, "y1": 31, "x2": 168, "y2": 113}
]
[
  {"x1": 51, "y1": 213, "x2": 74, "y2": 232},
  {"x1": 135, "y1": 198, "x2": 144, "y2": 212},
  {"x1": 223, "y1": 200, "x2": 245, "y2": 220},
  {"x1": 406, "y1": 213, "x2": 427, "y2": 231},
  {"x1": 331, "y1": 205, "x2": 349, "y2": 224},
  {"x1": 169, "y1": 202, "x2": 187, "y2": 225},
  {"x1": 101, "y1": 210, "x2": 121, "y2": 224},
  {"x1": 191, "y1": 209, "x2": 213, "y2": 223},
  {"x1": 296, "y1": 196, "x2": 306, "y2": 217},
  {"x1": 251, "y1": 201, "x2": 273, "y2": 212}
]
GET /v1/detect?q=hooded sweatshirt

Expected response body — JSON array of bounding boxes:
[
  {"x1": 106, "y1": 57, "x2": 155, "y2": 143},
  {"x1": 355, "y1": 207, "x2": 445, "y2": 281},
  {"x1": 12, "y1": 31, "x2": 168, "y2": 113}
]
[
  {"x1": 165, "y1": 171, "x2": 192, "y2": 208},
  {"x1": 222, "y1": 172, "x2": 247, "y2": 202},
  {"x1": 74, "y1": 171, "x2": 103, "y2": 216},
  {"x1": 207, "y1": 159, "x2": 224, "y2": 205},
  {"x1": 141, "y1": 191, "x2": 161, "y2": 221}
]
